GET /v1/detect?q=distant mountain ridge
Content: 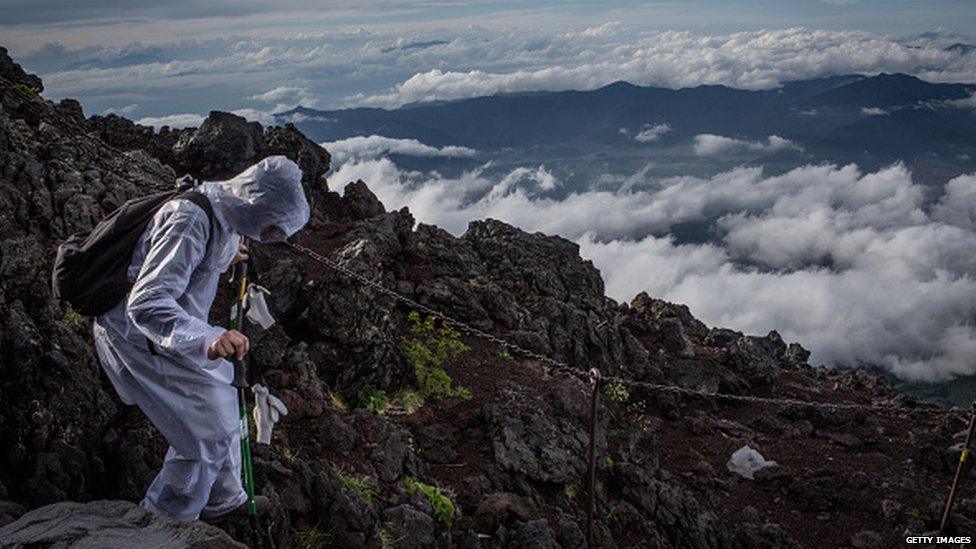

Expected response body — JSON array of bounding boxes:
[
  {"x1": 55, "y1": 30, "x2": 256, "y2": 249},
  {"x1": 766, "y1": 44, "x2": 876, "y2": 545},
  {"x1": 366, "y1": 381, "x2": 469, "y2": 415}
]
[{"x1": 282, "y1": 73, "x2": 976, "y2": 183}]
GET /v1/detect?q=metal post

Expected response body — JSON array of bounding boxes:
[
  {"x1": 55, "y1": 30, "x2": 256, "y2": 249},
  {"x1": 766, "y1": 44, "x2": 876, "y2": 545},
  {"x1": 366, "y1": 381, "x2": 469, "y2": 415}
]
[
  {"x1": 586, "y1": 368, "x2": 602, "y2": 548},
  {"x1": 940, "y1": 401, "x2": 976, "y2": 533}
]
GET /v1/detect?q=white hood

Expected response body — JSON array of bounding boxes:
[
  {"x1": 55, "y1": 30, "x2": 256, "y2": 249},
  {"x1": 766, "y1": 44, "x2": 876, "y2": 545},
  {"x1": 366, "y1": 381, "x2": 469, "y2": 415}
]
[{"x1": 203, "y1": 155, "x2": 310, "y2": 242}]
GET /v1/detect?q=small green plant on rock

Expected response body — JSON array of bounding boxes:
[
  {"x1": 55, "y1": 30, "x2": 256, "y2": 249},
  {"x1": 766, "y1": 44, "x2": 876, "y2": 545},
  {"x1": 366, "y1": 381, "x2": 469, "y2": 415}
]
[
  {"x1": 391, "y1": 389, "x2": 424, "y2": 414},
  {"x1": 379, "y1": 524, "x2": 395, "y2": 549},
  {"x1": 402, "y1": 311, "x2": 471, "y2": 403},
  {"x1": 358, "y1": 385, "x2": 390, "y2": 414},
  {"x1": 602, "y1": 379, "x2": 629, "y2": 403},
  {"x1": 563, "y1": 477, "x2": 583, "y2": 500},
  {"x1": 340, "y1": 473, "x2": 375, "y2": 506},
  {"x1": 296, "y1": 526, "x2": 331, "y2": 549},
  {"x1": 13, "y1": 83, "x2": 42, "y2": 103},
  {"x1": 63, "y1": 309, "x2": 87, "y2": 329},
  {"x1": 601, "y1": 378, "x2": 649, "y2": 427},
  {"x1": 404, "y1": 476, "x2": 456, "y2": 530},
  {"x1": 329, "y1": 391, "x2": 349, "y2": 412}
]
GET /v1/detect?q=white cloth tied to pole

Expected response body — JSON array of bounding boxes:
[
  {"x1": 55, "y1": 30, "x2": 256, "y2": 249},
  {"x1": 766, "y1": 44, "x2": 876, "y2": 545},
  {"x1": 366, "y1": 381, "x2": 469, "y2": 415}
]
[
  {"x1": 252, "y1": 384, "x2": 288, "y2": 445},
  {"x1": 244, "y1": 284, "x2": 276, "y2": 329}
]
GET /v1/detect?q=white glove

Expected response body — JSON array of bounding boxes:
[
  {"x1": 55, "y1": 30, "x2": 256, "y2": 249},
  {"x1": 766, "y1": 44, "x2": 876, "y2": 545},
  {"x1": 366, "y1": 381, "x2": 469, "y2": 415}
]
[
  {"x1": 245, "y1": 284, "x2": 276, "y2": 329},
  {"x1": 252, "y1": 383, "x2": 288, "y2": 445}
]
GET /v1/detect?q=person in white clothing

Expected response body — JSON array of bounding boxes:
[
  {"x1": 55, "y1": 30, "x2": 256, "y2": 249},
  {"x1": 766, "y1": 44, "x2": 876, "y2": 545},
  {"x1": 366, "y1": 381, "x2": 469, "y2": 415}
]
[{"x1": 92, "y1": 156, "x2": 309, "y2": 521}]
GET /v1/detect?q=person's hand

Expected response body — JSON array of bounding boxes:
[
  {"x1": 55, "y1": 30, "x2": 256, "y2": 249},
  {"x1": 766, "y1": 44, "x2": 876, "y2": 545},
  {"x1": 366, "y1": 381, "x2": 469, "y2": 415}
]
[
  {"x1": 230, "y1": 240, "x2": 248, "y2": 266},
  {"x1": 207, "y1": 329, "x2": 249, "y2": 360}
]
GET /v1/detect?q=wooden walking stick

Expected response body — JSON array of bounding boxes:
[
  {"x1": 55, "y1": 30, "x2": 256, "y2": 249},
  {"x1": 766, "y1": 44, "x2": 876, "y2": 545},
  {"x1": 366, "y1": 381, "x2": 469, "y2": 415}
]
[{"x1": 940, "y1": 401, "x2": 976, "y2": 533}]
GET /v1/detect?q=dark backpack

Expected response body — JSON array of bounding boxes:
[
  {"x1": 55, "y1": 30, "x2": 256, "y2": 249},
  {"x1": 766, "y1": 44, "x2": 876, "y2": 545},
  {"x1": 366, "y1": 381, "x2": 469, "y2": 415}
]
[{"x1": 52, "y1": 189, "x2": 214, "y2": 317}]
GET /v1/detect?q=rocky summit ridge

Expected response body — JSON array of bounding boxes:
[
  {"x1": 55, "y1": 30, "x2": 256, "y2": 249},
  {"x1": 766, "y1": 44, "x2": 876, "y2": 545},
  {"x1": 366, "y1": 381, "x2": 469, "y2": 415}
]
[{"x1": 0, "y1": 46, "x2": 972, "y2": 548}]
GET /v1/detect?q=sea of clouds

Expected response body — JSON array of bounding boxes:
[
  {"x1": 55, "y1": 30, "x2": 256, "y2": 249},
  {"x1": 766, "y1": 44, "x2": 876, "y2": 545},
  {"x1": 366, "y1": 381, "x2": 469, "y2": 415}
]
[{"x1": 324, "y1": 135, "x2": 976, "y2": 382}]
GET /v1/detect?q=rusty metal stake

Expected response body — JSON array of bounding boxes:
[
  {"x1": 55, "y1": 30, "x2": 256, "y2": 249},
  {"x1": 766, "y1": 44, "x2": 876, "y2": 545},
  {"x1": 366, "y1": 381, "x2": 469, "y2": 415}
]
[
  {"x1": 940, "y1": 401, "x2": 976, "y2": 533},
  {"x1": 586, "y1": 368, "x2": 602, "y2": 549}
]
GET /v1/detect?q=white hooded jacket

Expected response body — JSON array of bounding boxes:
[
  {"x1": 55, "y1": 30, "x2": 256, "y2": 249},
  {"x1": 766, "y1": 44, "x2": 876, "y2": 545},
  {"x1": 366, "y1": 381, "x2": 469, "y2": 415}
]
[{"x1": 99, "y1": 155, "x2": 309, "y2": 385}]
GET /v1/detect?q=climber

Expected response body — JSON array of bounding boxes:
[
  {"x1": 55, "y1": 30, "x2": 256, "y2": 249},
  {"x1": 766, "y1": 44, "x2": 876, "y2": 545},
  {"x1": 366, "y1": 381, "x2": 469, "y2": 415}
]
[{"x1": 91, "y1": 156, "x2": 310, "y2": 522}]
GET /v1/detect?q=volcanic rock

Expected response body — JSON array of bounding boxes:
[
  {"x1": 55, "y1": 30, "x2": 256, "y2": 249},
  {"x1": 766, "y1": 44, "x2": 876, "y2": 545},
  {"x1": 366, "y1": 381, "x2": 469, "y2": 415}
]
[{"x1": 0, "y1": 500, "x2": 245, "y2": 548}]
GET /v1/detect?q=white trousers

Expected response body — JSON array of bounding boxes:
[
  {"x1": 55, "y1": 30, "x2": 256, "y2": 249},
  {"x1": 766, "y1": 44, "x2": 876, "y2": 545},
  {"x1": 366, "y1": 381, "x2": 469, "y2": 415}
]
[{"x1": 94, "y1": 323, "x2": 247, "y2": 521}]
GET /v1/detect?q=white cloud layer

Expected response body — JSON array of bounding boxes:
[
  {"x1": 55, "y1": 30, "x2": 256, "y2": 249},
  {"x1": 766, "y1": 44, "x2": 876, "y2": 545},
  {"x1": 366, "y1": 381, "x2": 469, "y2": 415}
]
[
  {"x1": 328, "y1": 154, "x2": 976, "y2": 381},
  {"x1": 135, "y1": 113, "x2": 205, "y2": 129},
  {"x1": 693, "y1": 134, "x2": 801, "y2": 156},
  {"x1": 322, "y1": 135, "x2": 477, "y2": 165},
  {"x1": 633, "y1": 123, "x2": 672, "y2": 143},
  {"x1": 861, "y1": 106, "x2": 888, "y2": 115}
]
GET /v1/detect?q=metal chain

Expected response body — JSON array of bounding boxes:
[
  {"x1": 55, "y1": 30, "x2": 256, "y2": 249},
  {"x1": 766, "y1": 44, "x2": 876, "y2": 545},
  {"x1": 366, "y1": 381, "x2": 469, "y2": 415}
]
[
  {"x1": 283, "y1": 241, "x2": 960, "y2": 417},
  {"x1": 286, "y1": 241, "x2": 567, "y2": 368}
]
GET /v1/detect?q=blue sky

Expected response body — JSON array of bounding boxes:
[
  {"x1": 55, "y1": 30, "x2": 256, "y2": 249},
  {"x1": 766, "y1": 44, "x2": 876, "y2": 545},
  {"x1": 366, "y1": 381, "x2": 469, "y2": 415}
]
[{"x1": 1, "y1": 1, "x2": 974, "y2": 123}]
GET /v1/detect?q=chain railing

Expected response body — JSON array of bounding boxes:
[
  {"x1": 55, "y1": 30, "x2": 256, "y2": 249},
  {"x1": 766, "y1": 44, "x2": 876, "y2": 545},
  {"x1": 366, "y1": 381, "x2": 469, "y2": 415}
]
[{"x1": 283, "y1": 241, "x2": 959, "y2": 417}]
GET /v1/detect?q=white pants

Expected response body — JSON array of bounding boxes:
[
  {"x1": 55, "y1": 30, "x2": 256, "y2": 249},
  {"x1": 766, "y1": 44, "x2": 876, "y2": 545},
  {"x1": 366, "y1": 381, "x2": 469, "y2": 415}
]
[{"x1": 94, "y1": 323, "x2": 246, "y2": 521}]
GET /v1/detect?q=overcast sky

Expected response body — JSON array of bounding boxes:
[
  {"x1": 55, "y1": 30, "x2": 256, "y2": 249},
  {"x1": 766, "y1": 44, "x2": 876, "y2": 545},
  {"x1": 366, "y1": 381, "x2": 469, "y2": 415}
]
[{"x1": 2, "y1": 1, "x2": 975, "y2": 122}]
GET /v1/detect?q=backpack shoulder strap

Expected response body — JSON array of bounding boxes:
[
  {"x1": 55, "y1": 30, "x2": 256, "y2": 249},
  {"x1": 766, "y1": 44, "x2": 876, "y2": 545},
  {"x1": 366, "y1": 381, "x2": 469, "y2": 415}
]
[
  {"x1": 175, "y1": 190, "x2": 214, "y2": 222},
  {"x1": 173, "y1": 190, "x2": 216, "y2": 252}
]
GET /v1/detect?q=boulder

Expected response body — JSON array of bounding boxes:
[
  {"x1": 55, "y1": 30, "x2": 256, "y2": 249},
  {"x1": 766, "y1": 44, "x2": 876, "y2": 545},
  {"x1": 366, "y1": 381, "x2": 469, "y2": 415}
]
[
  {"x1": 473, "y1": 492, "x2": 535, "y2": 533},
  {"x1": 0, "y1": 500, "x2": 245, "y2": 548},
  {"x1": 265, "y1": 123, "x2": 331, "y2": 188},
  {"x1": 850, "y1": 530, "x2": 884, "y2": 549},
  {"x1": 382, "y1": 504, "x2": 436, "y2": 549},
  {"x1": 484, "y1": 384, "x2": 606, "y2": 484},
  {"x1": 340, "y1": 180, "x2": 385, "y2": 220},
  {"x1": 173, "y1": 111, "x2": 264, "y2": 179}
]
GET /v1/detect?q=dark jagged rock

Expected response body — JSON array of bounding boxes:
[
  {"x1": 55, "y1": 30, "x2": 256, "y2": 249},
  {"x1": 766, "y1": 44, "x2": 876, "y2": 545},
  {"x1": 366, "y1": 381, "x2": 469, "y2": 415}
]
[
  {"x1": 265, "y1": 123, "x2": 331, "y2": 188},
  {"x1": 340, "y1": 179, "x2": 385, "y2": 220},
  {"x1": 0, "y1": 47, "x2": 42, "y2": 92},
  {"x1": 473, "y1": 492, "x2": 535, "y2": 534},
  {"x1": 55, "y1": 98, "x2": 85, "y2": 125},
  {"x1": 484, "y1": 383, "x2": 606, "y2": 484},
  {"x1": 173, "y1": 111, "x2": 265, "y2": 179},
  {"x1": 383, "y1": 504, "x2": 436, "y2": 548},
  {"x1": 87, "y1": 113, "x2": 188, "y2": 168},
  {"x1": 0, "y1": 501, "x2": 25, "y2": 528},
  {"x1": 0, "y1": 500, "x2": 245, "y2": 548}
]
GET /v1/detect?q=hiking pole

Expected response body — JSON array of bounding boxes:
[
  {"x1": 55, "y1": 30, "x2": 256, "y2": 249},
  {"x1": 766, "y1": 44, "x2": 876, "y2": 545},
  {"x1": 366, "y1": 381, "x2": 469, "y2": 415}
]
[
  {"x1": 940, "y1": 401, "x2": 976, "y2": 533},
  {"x1": 230, "y1": 244, "x2": 259, "y2": 538}
]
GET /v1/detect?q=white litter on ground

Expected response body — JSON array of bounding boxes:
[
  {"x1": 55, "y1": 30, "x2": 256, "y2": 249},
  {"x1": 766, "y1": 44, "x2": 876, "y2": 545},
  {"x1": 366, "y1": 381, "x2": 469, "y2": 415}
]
[{"x1": 727, "y1": 445, "x2": 778, "y2": 479}]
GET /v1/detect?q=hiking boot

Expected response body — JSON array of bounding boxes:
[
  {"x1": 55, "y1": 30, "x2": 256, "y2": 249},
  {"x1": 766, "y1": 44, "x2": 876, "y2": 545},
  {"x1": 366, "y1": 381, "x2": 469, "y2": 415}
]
[{"x1": 203, "y1": 495, "x2": 271, "y2": 523}]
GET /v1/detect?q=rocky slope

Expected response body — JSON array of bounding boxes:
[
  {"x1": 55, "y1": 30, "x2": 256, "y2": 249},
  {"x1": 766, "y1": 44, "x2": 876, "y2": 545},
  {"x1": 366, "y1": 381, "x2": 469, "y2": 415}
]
[{"x1": 0, "y1": 47, "x2": 972, "y2": 548}]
